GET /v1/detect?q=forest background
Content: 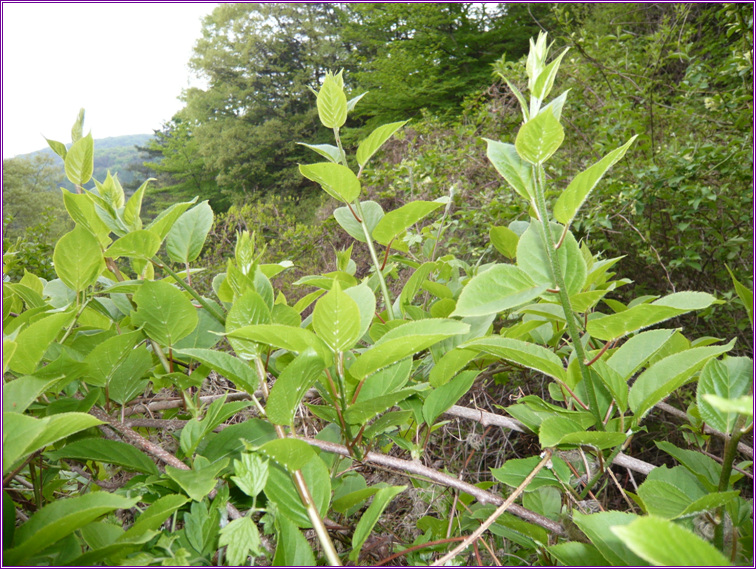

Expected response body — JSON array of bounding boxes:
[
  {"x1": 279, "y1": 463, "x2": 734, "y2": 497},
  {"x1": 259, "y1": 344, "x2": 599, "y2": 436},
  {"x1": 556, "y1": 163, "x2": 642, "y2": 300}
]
[{"x1": 3, "y1": 2, "x2": 753, "y2": 347}]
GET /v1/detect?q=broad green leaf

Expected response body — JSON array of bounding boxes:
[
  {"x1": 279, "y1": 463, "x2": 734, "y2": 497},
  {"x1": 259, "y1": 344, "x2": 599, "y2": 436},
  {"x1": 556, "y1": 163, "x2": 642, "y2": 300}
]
[
  {"x1": 219, "y1": 517, "x2": 263, "y2": 565},
  {"x1": 372, "y1": 200, "x2": 444, "y2": 246},
  {"x1": 399, "y1": 261, "x2": 437, "y2": 310},
  {"x1": 628, "y1": 340, "x2": 736, "y2": 419},
  {"x1": 422, "y1": 371, "x2": 477, "y2": 425},
  {"x1": 539, "y1": 415, "x2": 626, "y2": 449},
  {"x1": 226, "y1": 324, "x2": 332, "y2": 365},
  {"x1": 607, "y1": 329, "x2": 677, "y2": 380},
  {"x1": 145, "y1": 199, "x2": 196, "y2": 240},
  {"x1": 356, "y1": 120, "x2": 408, "y2": 167},
  {"x1": 571, "y1": 511, "x2": 647, "y2": 566},
  {"x1": 225, "y1": 290, "x2": 271, "y2": 359},
  {"x1": 343, "y1": 281, "x2": 376, "y2": 342},
  {"x1": 105, "y1": 230, "x2": 161, "y2": 260},
  {"x1": 53, "y1": 225, "x2": 105, "y2": 292},
  {"x1": 484, "y1": 139, "x2": 535, "y2": 199},
  {"x1": 540, "y1": 89, "x2": 569, "y2": 122},
  {"x1": 46, "y1": 438, "x2": 159, "y2": 475},
  {"x1": 362, "y1": 409, "x2": 413, "y2": 439},
  {"x1": 174, "y1": 348, "x2": 258, "y2": 395},
  {"x1": 61, "y1": 189, "x2": 111, "y2": 247},
  {"x1": 461, "y1": 337, "x2": 565, "y2": 382},
  {"x1": 8, "y1": 310, "x2": 74, "y2": 375},
  {"x1": 491, "y1": 456, "x2": 561, "y2": 491},
  {"x1": 698, "y1": 356, "x2": 753, "y2": 433},
  {"x1": 349, "y1": 319, "x2": 469, "y2": 379},
  {"x1": 267, "y1": 349, "x2": 325, "y2": 426},
  {"x1": 316, "y1": 70, "x2": 347, "y2": 128},
  {"x1": 726, "y1": 265, "x2": 753, "y2": 327},
  {"x1": 587, "y1": 292, "x2": 718, "y2": 341},
  {"x1": 350, "y1": 485, "x2": 406, "y2": 562},
  {"x1": 273, "y1": 511, "x2": 316, "y2": 566},
  {"x1": 3, "y1": 375, "x2": 61, "y2": 414},
  {"x1": 231, "y1": 453, "x2": 269, "y2": 498},
  {"x1": 173, "y1": 301, "x2": 224, "y2": 351},
  {"x1": 45, "y1": 137, "x2": 67, "y2": 159},
  {"x1": 64, "y1": 132, "x2": 94, "y2": 185},
  {"x1": 345, "y1": 386, "x2": 427, "y2": 424},
  {"x1": 299, "y1": 162, "x2": 360, "y2": 203},
  {"x1": 313, "y1": 282, "x2": 362, "y2": 352},
  {"x1": 107, "y1": 347, "x2": 153, "y2": 404},
  {"x1": 554, "y1": 136, "x2": 637, "y2": 227},
  {"x1": 333, "y1": 200, "x2": 384, "y2": 242},
  {"x1": 515, "y1": 108, "x2": 564, "y2": 164},
  {"x1": 198, "y1": 420, "x2": 276, "y2": 463},
  {"x1": 703, "y1": 394, "x2": 753, "y2": 417},
  {"x1": 258, "y1": 438, "x2": 317, "y2": 471},
  {"x1": 357, "y1": 358, "x2": 412, "y2": 401},
  {"x1": 84, "y1": 330, "x2": 143, "y2": 387},
  {"x1": 166, "y1": 201, "x2": 214, "y2": 264},
  {"x1": 548, "y1": 542, "x2": 610, "y2": 566},
  {"x1": 95, "y1": 171, "x2": 125, "y2": 210},
  {"x1": 296, "y1": 142, "x2": 343, "y2": 163},
  {"x1": 122, "y1": 495, "x2": 189, "y2": 539},
  {"x1": 532, "y1": 48, "x2": 569, "y2": 101},
  {"x1": 4, "y1": 492, "x2": 139, "y2": 565},
  {"x1": 164, "y1": 458, "x2": 229, "y2": 502},
  {"x1": 490, "y1": 225, "x2": 520, "y2": 259},
  {"x1": 611, "y1": 516, "x2": 730, "y2": 566},
  {"x1": 452, "y1": 264, "x2": 547, "y2": 317},
  {"x1": 638, "y1": 480, "x2": 698, "y2": 518},
  {"x1": 123, "y1": 178, "x2": 152, "y2": 230},
  {"x1": 131, "y1": 280, "x2": 198, "y2": 347},
  {"x1": 429, "y1": 347, "x2": 478, "y2": 387},
  {"x1": 264, "y1": 455, "x2": 330, "y2": 528},
  {"x1": 655, "y1": 442, "x2": 722, "y2": 491},
  {"x1": 517, "y1": 222, "x2": 586, "y2": 297},
  {"x1": 3, "y1": 413, "x2": 104, "y2": 475},
  {"x1": 590, "y1": 360, "x2": 629, "y2": 413},
  {"x1": 346, "y1": 91, "x2": 367, "y2": 111}
]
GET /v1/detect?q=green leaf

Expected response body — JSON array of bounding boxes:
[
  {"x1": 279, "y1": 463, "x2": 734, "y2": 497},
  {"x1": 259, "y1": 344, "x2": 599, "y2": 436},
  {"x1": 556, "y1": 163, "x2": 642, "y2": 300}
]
[
  {"x1": 105, "y1": 230, "x2": 161, "y2": 260},
  {"x1": 491, "y1": 456, "x2": 561, "y2": 491},
  {"x1": 4, "y1": 492, "x2": 139, "y2": 565},
  {"x1": 299, "y1": 162, "x2": 360, "y2": 203},
  {"x1": 8, "y1": 310, "x2": 74, "y2": 375},
  {"x1": 356, "y1": 120, "x2": 409, "y2": 167},
  {"x1": 267, "y1": 349, "x2": 325, "y2": 426},
  {"x1": 164, "y1": 458, "x2": 229, "y2": 502},
  {"x1": 548, "y1": 542, "x2": 610, "y2": 566},
  {"x1": 3, "y1": 375, "x2": 60, "y2": 414},
  {"x1": 273, "y1": 511, "x2": 316, "y2": 566},
  {"x1": 607, "y1": 329, "x2": 677, "y2": 380},
  {"x1": 571, "y1": 511, "x2": 647, "y2": 566},
  {"x1": 345, "y1": 386, "x2": 427, "y2": 424},
  {"x1": 131, "y1": 280, "x2": 198, "y2": 348},
  {"x1": 174, "y1": 348, "x2": 258, "y2": 396},
  {"x1": 264, "y1": 455, "x2": 330, "y2": 528},
  {"x1": 46, "y1": 438, "x2": 159, "y2": 475},
  {"x1": 349, "y1": 319, "x2": 470, "y2": 379},
  {"x1": 316, "y1": 70, "x2": 347, "y2": 129},
  {"x1": 554, "y1": 136, "x2": 637, "y2": 227},
  {"x1": 517, "y1": 222, "x2": 586, "y2": 297},
  {"x1": 226, "y1": 324, "x2": 332, "y2": 365},
  {"x1": 45, "y1": 137, "x2": 67, "y2": 160},
  {"x1": 231, "y1": 453, "x2": 269, "y2": 498},
  {"x1": 611, "y1": 516, "x2": 730, "y2": 566},
  {"x1": 515, "y1": 108, "x2": 564, "y2": 164},
  {"x1": 698, "y1": 356, "x2": 753, "y2": 433},
  {"x1": 490, "y1": 225, "x2": 520, "y2": 259},
  {"x1": 349, "y1": 485, "x2": 406, "y2": 562},
  {"x1": 313, "y1": 282, "x2": 362, "y2": 352},
  {"x1": 484, "y1": 139, "x2": 535, "y2": 199},
  {"x1": 539, "y1": 416, "x2": 626, "y2": 449},
  {"x1": 333, "y1": 200, "x2": 384, "y2": 242},
  {"x1": 84, "y1": 330, "x2": 143, "y2": 387},
  {"x1": 64, "y1": 132, "x2": 94, "y2": 186},
  {"x1": 372, "y1": 200, "x2": 444, "y2": 246},
  {"x1": 166, "y1": 201, "x2": 214, "y2": 264},
  {"x1": 343, "y1": 281, "x2": 376, "y2": 342},
  {"x1": 587, "y1": 292, "x2": 718, "y2": 341},
  {"x1": 429, "y1": 347, "x2": 478, "y2": 387},
  {"x1": 53, "y1": 225, "x2": 105, "y2": 292},
  {"x1": 257, "y1": 438, "x2": 317, "y2": 471},
  {"x1": 61, "y1": 189, "x2": 111, "y2": 247},
  {"x1": 726, "y1": 265, "x2": 753, "y2": 327},
  {"x1": 122, "y1": 494, "x2": 189, "y2": 539},
  {"x1": 198, "y1": 420, "x2": 276, "y2": 463},
  {"x1": 452, "y1": 264, "x2": 547, "y2": 317},
  {"x1": 461, "y1": 337, "x2": 565, "y2": 382},
  {"x1": 219, "y1": 517, "x2": 262, "y2": 565},
  {"x1": 296, "y1": 142, "x2": 343, "y2": 164},
  {"x1": 532, "y1": 48, "x2": 569, "y2": 101},
  {"x1": 655, "y1": 442, "x2": 722, "y2": 491},
  {"x1": 145, "y1": 199, "x2": 197, "y2": 240},
  {"x1": 123, "y1": 178, "x2": 152, "y2": 231},
  {"x1": 225, "y1": 290, "x2": 271, "y2": 359},
  {"x1": 357, "y1": 358, "x2": 412, "y2": 401},
  {"x1": 423, "y1": 371, "x2": 477, "y2": 425},
  {"x1": 703, "y1": 394, "x2": 753, "y2": 417},
  {"x1": 628, "y1": 340, "x2": 736, "y2": 419}
]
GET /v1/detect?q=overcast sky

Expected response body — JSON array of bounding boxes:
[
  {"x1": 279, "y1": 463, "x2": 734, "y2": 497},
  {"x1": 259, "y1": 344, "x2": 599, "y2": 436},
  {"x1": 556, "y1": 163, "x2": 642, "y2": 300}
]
[{"x1": 2, "y1": 2, "x2": 219, "y2": 158}]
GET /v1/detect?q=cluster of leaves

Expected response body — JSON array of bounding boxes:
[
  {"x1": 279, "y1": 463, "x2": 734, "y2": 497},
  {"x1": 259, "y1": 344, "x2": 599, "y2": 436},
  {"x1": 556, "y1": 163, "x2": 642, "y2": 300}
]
[{"x1": 3, "y1": 34, "x2": 753, "y2": 567}]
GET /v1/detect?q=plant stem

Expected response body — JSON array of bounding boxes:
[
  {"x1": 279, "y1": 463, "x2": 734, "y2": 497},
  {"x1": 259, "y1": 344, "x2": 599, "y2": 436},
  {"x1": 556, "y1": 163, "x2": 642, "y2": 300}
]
[
  {"x1": 153, "y1": 256, "x2": 226, "y2": 325},
  {"x1": 714, "y1": 414, "x2": 748, "y2": 549},
  {"x1": 332, "y1": 127, "x2": 394, "y2": 320},
  {"x1": 252, "y1": 356, "x2": 342, "y2": 566},
  {"x1": 532, "y1": 164, "x2": 603, "y2": 429}
]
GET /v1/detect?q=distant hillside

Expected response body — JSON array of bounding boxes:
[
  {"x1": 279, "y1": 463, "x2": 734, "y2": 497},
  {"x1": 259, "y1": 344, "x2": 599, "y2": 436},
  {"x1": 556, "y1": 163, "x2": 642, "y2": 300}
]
[{"x1": 19, "y1": 134, "x2": 153, "y2": 192}]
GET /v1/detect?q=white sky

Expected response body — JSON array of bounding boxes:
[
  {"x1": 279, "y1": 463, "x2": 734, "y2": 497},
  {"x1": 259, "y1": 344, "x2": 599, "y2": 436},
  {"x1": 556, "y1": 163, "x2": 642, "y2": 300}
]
[{"x1": 2, "y1": 2, "x2": 219, "y2": 158}]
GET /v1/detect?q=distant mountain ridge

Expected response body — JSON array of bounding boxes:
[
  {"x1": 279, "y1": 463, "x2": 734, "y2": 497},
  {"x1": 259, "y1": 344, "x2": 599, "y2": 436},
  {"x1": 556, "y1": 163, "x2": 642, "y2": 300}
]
[{"x1": 18, "y1": 133, "x2": 153, "y2": 191}]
